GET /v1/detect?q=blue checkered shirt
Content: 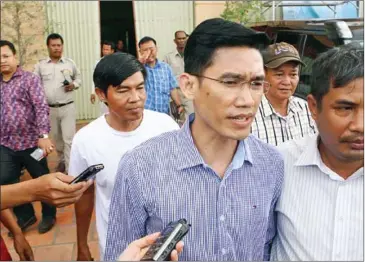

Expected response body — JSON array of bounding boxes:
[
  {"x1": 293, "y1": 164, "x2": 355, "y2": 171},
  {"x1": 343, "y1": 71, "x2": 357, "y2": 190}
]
[
  {"x1": 144, "y1": 60, "x2": 178, "y2": 114},
  {"x1": 104, "y1": 115, "x2": 284, "y2": 261}
]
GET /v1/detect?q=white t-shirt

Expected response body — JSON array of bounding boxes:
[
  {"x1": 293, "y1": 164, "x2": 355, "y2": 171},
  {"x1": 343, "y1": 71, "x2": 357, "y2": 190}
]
[{"x1": 69, "y1": 110, "x2": 180, "y2": 257}]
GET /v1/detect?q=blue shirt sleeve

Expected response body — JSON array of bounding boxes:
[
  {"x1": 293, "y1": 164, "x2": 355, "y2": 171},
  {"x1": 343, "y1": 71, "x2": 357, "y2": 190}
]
[{"x1": 103, "y1": 153, "x2": 148, "y2": 260}]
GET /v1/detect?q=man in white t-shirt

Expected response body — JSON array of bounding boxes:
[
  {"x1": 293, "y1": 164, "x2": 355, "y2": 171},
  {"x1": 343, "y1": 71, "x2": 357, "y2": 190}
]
[
  {"x1": 90, "y1": 40, "x2": 115, "y2": 115},
  {"x1": 70, "y1": 52, "x2": 179, "y2": 260}
]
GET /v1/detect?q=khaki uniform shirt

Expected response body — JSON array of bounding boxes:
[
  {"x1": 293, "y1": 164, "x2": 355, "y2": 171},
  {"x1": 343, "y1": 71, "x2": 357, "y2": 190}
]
[
  {"x1": 163, "y1": 50, "x2": 184, "y2": 78},
  {"x1": 34, "y1": 57, "x2": 81, "y2": 105}
]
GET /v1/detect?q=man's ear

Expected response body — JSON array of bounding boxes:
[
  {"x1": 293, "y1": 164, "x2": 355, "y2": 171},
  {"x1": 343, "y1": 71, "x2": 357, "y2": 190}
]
[
  {"x1": 179, "y1": 73, "x2": 196, "y2": 100},
  {"x1": 95, "y1": 87, "x2": 107, "y2": 102},
  {"x1": 307, "y1": 94, "x2": 318, "y2": 121}
]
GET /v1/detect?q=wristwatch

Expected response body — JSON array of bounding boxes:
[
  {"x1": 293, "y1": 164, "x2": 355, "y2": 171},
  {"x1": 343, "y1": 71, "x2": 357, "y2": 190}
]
[{"x1": 39, "y1": 134, "x2": 49, "y2": 139}]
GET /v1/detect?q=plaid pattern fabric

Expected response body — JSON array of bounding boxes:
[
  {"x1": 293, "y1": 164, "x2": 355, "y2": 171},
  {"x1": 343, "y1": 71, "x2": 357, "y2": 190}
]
[
  {"x1": 144, "y1": 60, "x2": 178, "y2": 114},
  {"x1": 104, "y1": 114, "x2": 284, "y2": 261},
  {"x1": 251, "y1": 95, "x2": 317, "y2": 146}
]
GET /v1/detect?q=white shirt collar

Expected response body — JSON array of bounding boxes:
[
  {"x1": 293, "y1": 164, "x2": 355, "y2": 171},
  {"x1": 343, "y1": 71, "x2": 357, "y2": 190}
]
[
  {"x1": 261, "y1": 95, "x2": 302, "y2": 118},
  {"x1": 295, "y1": 134, "x2": 364, "y2": 181}
]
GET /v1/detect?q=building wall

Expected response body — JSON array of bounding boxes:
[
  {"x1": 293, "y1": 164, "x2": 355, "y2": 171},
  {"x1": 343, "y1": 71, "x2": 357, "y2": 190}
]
[
  {"x1": 133, "y1": 1, "x2": 194, "y2": 60},
  {"x1": 194, "y1": 1, "x2": 225, "y2": 26},
  {"x1": 0, "y1": 1, "x2": 48, "y2": 71}
]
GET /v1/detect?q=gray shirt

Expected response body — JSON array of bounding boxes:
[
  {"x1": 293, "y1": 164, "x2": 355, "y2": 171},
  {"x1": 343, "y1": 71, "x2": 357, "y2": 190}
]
[
  {"x1": 163, "y1": 49, "x2": 184, "y2": 78},
  {"x1": 34, "y1": 57, "x2": 81, "y2": 104}
]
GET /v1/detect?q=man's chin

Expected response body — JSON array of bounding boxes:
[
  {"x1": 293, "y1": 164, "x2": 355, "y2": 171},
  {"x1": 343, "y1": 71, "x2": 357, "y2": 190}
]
[
  {"x1": 127, "y1": 111, "x2": 144, "y2": 121},
  {"x1": 222, "y1": 129, "x2": 251, "y2": 141},
  {"x1": 343, "y1": 151, "x2": 364, "y2": 162}
]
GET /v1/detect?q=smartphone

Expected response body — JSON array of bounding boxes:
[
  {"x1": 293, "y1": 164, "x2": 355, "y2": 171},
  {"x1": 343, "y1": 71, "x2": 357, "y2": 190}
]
[
  {"x1": 70, "y1": 164, "x2": 104, "y2": 184},
  {"x1": 141, "y1": 219, "x2": 191, "y2": 261},
  {"x1": 30, "y1": 148, "x2": 45, "y2": 161}
]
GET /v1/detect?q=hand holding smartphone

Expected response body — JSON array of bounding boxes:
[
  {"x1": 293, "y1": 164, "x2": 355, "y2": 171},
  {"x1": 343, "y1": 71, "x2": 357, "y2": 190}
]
[
  {"x1": 70, "y1": 164, "x2": 104, "y2": 184},
  {"x1": 141, "y1": 219, "x2": 191, "y2": 261}
]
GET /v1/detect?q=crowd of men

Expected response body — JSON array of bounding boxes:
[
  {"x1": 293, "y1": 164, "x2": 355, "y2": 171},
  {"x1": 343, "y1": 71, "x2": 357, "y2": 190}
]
[{"x1": 0, "y1": 17, "x2": 363, "y2": 261}]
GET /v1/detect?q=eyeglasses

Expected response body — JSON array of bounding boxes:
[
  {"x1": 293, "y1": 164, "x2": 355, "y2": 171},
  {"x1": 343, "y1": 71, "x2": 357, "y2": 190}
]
[{"x1": 192, "y1": 74, "x2": 270, "y2": 95}]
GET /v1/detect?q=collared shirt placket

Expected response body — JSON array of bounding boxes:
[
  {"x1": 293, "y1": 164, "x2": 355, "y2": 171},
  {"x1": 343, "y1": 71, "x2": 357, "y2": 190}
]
[
  {"x1": 217, "y1": 165, "x2": 235, "y2": 260},
  {"x1": 331, "y1": 182, "x2": 349, "y2": 261}
]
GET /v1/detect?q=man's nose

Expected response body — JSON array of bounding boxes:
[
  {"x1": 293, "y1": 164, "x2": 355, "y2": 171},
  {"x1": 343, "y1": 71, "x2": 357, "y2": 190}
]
[
  {"x1": 281, "y1": 75, "x2": 291, "y2": 85},
  {"x1": 349, "y1": 108, "x2": 364, "y2": 133}
]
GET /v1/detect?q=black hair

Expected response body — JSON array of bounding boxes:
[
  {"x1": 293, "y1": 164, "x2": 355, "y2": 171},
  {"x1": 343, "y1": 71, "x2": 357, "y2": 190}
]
[
  {"x1": 93, "y1": 52, "x2": 147, "y2": 95},
  {"x1": 184, "y1": 18, "x2": 270, "y2": 75},
  {"x1": 310, "y1": 42, "x2": 364, "y2": 109},
  {"x1": 174, "y1": 30, "x2": 187, "y2": 38},
  {"x1": 0, "y1": 40, "x2": 16, "y2": 54},
  {"x1": 47, "y1": 33, "x2": 64, "y2": 45},
  {"x1": 138, "y1": 36, "x2": 157, "y2": 47},
  {"x1": 102, "y1": 40, "x2": 115, "y2": 51}
]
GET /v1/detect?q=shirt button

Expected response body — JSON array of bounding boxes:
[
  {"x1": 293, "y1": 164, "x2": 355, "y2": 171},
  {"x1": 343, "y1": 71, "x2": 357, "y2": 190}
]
[
  {"x1": 219, "y1": 215, "x2": 225, "y2": 221},
  {"x1": 222, "y1": 248, "x2": 227, "y2": 255}
]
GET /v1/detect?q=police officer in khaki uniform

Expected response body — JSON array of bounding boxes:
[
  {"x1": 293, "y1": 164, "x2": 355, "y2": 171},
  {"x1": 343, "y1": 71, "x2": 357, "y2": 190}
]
[
  {"x1": 34, "y1": 33, "x2": 81, "y2": 173},
  {"x1": 163, "y1": 30, "x2": 194, "y2": 123}
]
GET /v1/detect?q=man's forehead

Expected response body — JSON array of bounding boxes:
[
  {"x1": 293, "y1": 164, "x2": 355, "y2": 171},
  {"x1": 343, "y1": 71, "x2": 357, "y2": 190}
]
[
  {"x1": 49, "y1": 39, "x2": 62, "y2": 44},
  {"x1": 141, "y1": 41, "x2": 155, "y2": 47},
  {"x1": 330, "y1": 79, "x2": 364, "y2": 101},
  {"x1": 176, "y1": 32, "x2": 186, "y2": 37},
  {"x1": 212, "y1": 47, "x2": 262, "y2": 68},
  {"x1": 1, "y1": 46, "x2": 13, "y2": 54}
]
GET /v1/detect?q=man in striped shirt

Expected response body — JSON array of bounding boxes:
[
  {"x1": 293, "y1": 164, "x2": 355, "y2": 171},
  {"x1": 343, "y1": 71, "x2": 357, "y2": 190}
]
[
  {"x1": 251, "y1": 42, "x2": 317, "y2": 146},
  {"x1": 104, "y1": 18, "x2": 284, "y2": 261},
  {"x1": 271, "y1": 42, "x2": 363, "y2": 261}
]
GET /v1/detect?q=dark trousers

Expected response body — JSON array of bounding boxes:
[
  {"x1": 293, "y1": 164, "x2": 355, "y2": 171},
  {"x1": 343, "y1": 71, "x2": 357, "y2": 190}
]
[{"x1": 0, "y1": 145, "x2": 56, "y2": 222}]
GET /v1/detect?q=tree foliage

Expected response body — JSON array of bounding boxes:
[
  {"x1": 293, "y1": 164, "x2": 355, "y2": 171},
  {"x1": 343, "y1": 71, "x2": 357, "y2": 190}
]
[{"x1": 221, "y1": 1, "x2": 265, "y2": 25}]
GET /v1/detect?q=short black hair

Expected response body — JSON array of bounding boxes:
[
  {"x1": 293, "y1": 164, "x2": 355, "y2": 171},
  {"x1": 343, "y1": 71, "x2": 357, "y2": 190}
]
[
  {"x1": 47, "y1": 33, "x2": 64, "y2": 45},
  {"x1": 138, "y1": 36, "x2": 157, "y2": 47},
  {"x1": 184, "y1": 18, "x2": 270, "y2": 75},
  {"x1": 174, "y1": 30, "x2": 187, "y2": 38},
  {"x1": 310, "y1": 42, "x2": 364, "y2": 109},
  {"x1": 0, "y1": 40, "x2": 16, "y2": 54},
  {"x1": 93, "y1": 52, "x2": 147, "y2": 95},
  {"x1": 102, "y1": 40, "x2": 115, "y2": 51}
]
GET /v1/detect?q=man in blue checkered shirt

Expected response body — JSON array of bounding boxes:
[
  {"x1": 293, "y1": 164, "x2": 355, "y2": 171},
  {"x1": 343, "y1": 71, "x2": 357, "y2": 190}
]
[{"x1": 138, "y1": 36, "x2": 184, "y2": 115}]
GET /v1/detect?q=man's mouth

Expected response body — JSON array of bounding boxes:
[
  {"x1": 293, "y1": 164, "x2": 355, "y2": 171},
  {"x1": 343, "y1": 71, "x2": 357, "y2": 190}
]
[
  {"x1": 346, "y1": 138, "x2": 364, "y2": 150},
  {"x1": 228, "y1": 114, "x2": 252, "y2": 120},
  {"x1": 227, "y1": 114, "x2": 254, "y2": 127},
  {"x1": 128, "y1": 107, "x2": 143, "y2": 112}
]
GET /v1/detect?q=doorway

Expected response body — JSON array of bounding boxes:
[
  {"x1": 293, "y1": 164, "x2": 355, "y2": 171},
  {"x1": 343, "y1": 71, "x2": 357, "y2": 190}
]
[{"x1": 99, "y1": 1, "x2": 137, "y2": 57}]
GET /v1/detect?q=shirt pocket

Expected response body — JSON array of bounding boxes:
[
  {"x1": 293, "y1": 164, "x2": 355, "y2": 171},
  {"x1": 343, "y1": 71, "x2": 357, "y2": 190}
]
[
  {"x1": 157, "y1": 74, "x2": 171, "y2": 94},
  {"x1": 40, "y1": 69, "x2": 53, "y2": 81}
]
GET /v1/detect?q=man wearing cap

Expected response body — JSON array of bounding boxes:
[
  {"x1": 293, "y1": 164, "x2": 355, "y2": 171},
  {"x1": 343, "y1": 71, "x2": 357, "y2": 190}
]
[{"x1": 251, "y1": 42, "x2": 317, "y2": 146}]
